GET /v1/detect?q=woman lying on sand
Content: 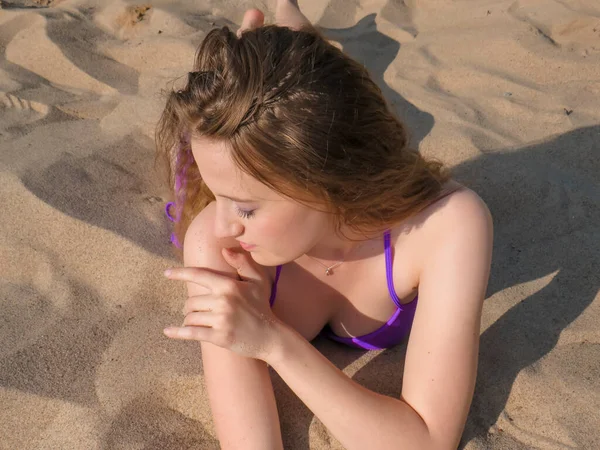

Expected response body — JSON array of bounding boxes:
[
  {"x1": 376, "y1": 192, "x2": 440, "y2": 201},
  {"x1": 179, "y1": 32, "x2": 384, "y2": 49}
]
[{"x1": 156, "y1": 1, "x2": 493, "y2": 448}]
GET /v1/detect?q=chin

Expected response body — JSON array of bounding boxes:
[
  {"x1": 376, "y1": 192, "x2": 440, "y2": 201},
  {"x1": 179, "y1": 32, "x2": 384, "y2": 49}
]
[{"x1": 248, "y1": 249, "x2": 289, "y2": 267}]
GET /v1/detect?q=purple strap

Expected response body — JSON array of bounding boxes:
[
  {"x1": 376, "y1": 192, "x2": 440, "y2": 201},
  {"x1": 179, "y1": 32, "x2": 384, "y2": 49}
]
[
  {"x1": 384, "y1": 230, "x2": 405, "y2": 310},
  {"x1": 269, "y1": 265, "x2": 282, "y2": 307},
  {"x1": 319, "y1": 230, "x2": 418, "y2": 350}
]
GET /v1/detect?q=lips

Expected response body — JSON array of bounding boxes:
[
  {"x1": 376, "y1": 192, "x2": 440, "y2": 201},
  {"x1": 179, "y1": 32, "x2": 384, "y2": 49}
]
[{"x1": 239, "y1": 241, "x2": 256, "y2": 251}]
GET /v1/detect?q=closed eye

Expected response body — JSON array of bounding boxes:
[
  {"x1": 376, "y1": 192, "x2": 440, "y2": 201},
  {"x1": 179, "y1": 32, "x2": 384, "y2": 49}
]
[{"x1": 235, "y1": 206, "x2": 255, "y2": 219}]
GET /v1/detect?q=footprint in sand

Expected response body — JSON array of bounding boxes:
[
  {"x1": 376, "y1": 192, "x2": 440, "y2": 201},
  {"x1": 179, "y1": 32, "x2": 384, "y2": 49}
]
[{"x1": 0, "y1": 91, "x2": 49, "y2": 133}]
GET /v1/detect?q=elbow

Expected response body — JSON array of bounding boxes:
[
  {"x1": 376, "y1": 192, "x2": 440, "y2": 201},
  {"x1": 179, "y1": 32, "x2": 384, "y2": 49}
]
[
  {"x1": 422, "y1": 432, "x2": 462, "y2": 450},
  {"x1": 397, "y1": 426, "x2": 460, "y2": 450}
]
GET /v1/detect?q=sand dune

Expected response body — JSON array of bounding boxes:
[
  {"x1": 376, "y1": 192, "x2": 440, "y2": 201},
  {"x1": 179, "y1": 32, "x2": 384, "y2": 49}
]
[{"x1": 1, "y1": 0, "x2": 599, "y2": 448}]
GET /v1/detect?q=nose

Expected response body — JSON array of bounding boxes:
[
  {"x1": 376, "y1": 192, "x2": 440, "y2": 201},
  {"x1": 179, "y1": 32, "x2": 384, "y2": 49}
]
[{"x1": 213, "y1": 201, "x2": 244, "y2": 239}]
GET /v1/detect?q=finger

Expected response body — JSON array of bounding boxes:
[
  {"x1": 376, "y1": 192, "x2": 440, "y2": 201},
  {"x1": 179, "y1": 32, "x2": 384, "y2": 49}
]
[
  {"x1": 182, "y1": 311, "x2": 215, "y2": 327},
  {"x1": 236, "y1": 8, "x2": 265, "y2": 37},
  {"x1": 182, "y1": 295, "x2": 215, "y2": 315},
  {"x1": 164, "y1": 267, "x2": 231, "y2": 292},
  {"x1": 163, "y1": 326, "x2": 211, "y2": 341},
  {"x1": 221, "y1": 248, "x2": 263, "y2": 284}
]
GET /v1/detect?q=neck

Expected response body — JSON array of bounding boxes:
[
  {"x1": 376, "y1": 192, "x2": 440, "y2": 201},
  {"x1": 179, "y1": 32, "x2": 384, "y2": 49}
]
[{"x1": 303, "y1": 223, "x2": 382, "y2": 263}]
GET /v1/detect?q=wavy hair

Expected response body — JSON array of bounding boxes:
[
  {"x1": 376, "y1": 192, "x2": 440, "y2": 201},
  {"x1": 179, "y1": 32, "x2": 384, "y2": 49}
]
[{"x1": 155, "y1": 23, "x2": 452, "y2": 257}]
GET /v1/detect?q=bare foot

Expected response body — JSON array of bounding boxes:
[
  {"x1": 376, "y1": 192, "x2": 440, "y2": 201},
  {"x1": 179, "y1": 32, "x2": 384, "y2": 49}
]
[
  {"x1": 275, "y1": 0, "x2": 311, "y2": 31},
  {"x1": 236, "y1": 9, "x2": 265, "y2": 37},
  {"x1": 236, "y1": 1, "x2": 312, "y2": 37}
]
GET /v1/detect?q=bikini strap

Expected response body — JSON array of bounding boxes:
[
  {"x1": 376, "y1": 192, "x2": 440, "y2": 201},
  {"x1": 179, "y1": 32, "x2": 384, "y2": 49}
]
[
  {"x1": 384, "y1": 230, "x2": 404, "y2": 309},
  {"x1": 269, "y1": 265, "x2": 282, "y2": 307}
]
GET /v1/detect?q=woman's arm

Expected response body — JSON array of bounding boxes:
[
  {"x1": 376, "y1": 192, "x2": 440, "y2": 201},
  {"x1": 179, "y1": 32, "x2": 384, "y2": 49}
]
[
  {"x1": 184, "y1": 204, "x2": 284, "y2": 450},
  {"x1": 265, "y1": 191, "x2": 494, "y2": 450}
]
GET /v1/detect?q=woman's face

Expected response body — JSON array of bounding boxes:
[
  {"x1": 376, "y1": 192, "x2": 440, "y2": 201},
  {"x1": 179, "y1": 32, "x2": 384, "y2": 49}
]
[{"x1": 191, "y1": 136, "x2": 332, "y2": 266}]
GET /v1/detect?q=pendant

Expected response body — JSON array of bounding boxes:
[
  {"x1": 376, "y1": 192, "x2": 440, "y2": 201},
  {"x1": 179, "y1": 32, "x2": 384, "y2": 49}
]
[{"x1": 325, "y1": 268, "x2": 333, "y2": 276}]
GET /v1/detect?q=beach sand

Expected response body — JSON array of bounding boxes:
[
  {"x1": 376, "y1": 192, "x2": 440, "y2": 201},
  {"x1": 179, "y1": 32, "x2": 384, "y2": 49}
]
[{"x1": 1, "y1": 0, "x2": 599, "y2": 448}]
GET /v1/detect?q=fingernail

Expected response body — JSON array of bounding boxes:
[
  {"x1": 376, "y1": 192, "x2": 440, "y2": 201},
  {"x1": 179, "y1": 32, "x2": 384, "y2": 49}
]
[{"x1": 164, "y1": 269, "x2": 172, "y2": 277}]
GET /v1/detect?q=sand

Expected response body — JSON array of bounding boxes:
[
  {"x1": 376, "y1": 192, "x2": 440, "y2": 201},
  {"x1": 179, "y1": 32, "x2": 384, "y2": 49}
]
[{"x1": 1, "y1": 0, "x2": 599, "y2": 448}]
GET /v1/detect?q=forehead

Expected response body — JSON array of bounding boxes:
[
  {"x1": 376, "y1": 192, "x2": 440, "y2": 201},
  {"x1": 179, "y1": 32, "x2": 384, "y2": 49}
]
[{"x1": 190, "y1": 136, "x2": 273, "y2": 199}]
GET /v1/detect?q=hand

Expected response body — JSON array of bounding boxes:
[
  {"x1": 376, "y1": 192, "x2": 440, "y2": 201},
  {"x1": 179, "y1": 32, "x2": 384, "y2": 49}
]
[{"x1": 163, "y1": 248, "x2": 283, "y2": 361}]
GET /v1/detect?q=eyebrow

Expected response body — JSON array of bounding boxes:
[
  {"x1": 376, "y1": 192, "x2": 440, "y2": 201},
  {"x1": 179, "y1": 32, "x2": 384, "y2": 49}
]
[{"x1": 218, "y1": 194, "x2": 258, "y2": 203}]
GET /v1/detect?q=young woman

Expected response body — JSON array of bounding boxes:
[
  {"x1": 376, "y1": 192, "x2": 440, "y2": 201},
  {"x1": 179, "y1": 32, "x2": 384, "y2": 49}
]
[{"x1": 156, "y1": 2, "x2": 493, "y2": 449}]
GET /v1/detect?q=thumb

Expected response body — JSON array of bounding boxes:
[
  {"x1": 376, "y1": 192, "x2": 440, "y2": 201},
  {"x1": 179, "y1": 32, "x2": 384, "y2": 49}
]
[{"x1": 222, "y1": 248, "x2": 263, "y2": 283}]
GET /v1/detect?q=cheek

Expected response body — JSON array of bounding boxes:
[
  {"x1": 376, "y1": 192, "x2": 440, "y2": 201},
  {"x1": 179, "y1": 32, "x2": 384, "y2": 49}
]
[
  {"x1": 255, "y1": 215, "x2": 287, "y2": 237},
  {"x1": 257, "y1": 207, "x2": 325, "y2": 250},
  {"x1": 252, "y1": 216, "x2": 292, "y2": 249},
  {"x1": 247, "y1": 209, "x2": 326, "y2": 266}
]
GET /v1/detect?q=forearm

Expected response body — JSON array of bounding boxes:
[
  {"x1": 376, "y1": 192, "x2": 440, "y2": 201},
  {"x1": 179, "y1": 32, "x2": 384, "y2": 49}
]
[
  {"x1": 205, "y1": 356, "x2": 284, "y2": 450},
  {"x1": 266, "y1": 324, "x2": 433, "y2": 450}
]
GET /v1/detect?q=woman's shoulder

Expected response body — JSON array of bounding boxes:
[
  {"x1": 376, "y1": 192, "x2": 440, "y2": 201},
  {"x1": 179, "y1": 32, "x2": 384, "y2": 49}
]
[
  {"x1": 183, "y1": 201, "x2": 239, "y2": 263},
  {"x1": 432, "y1": 180, "x2": 489, "y2": 219},
  {"x1": 432, "y1": 180, "x2": 491, "y2": 228},
  {"x1": 391, "y1": 180, "x2": 487, "y2": 236},
  {"x1": 389, "y1": 180, "x2": 492, "y2": 281},
  {"x1": 421, "y1": 180, "x2": 487, "y2": 226}
]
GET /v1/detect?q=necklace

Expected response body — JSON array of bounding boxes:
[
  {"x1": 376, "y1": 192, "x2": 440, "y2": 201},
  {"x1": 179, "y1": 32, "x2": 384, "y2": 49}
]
[
  {"x1": 305, "y1": 255, "x2": 345, "y2": 276},
  {"x1": 305, "y1": 240, "x2": 367, "y2": 276}
]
